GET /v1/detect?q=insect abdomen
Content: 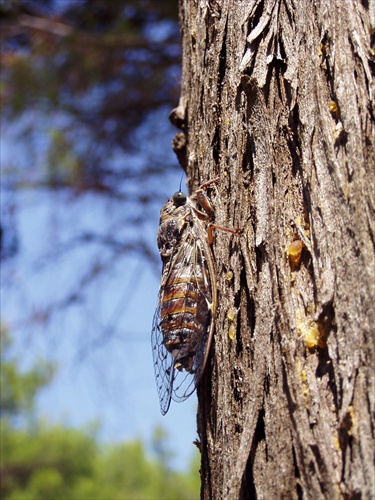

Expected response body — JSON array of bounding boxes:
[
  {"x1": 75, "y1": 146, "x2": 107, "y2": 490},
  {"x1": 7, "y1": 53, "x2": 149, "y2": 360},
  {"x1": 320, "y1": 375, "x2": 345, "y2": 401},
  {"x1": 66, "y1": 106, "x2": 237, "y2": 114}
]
[{"x1": 160, "y1": 274, "x2": 211, "y2": 372}]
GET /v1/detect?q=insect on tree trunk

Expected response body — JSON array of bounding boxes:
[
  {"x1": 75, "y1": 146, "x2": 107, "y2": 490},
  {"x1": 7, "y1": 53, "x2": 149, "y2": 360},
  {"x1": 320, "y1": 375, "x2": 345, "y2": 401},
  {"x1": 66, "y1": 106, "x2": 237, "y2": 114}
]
[{"x1": 170, "y1": 0, "x2": 375, "y2": 498}]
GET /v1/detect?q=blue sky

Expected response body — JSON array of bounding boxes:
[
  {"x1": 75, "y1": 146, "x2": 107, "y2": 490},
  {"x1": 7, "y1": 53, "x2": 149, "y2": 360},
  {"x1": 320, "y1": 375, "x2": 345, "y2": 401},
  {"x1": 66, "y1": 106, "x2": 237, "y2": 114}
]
[
  {"x1": 0, "y1": 2, "x2": 199, "y2": 474},
  {"x1": 1, "y1": 121, "x2": 200, "y2": 471}
]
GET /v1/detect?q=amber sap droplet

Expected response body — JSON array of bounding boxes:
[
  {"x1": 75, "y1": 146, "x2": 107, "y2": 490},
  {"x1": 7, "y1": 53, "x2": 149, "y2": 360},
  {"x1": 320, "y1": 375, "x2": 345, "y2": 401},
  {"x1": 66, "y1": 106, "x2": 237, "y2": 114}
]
[
  {"x1": 228, "y1": 323, "x2": 236, "y2": 340},
  {"x1": 329, "y1": 101, "x2": 339, "y2": 119},
  {"x1": 287, "y1": 240, "x2": 304, "y2": 266},
  {"x1": 318, "y1": 43, "x2": 327, "y2": 57},
  {"x1": 227, "y1": 307, "x2": 236, "y2": 321},
  {"x1": 226, "y1": 271, "x2": 233, "y2": 281},
  {"x1": 304, "y1": 321, "x2": 326, "y2": 350}
]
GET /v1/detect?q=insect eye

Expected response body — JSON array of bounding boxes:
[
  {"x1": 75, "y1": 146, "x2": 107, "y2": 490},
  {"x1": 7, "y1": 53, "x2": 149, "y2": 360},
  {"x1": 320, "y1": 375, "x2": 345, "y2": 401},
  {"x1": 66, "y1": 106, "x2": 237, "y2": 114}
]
[{"x1": 173, "y1": 191, "x2": 187, "y2": 207}]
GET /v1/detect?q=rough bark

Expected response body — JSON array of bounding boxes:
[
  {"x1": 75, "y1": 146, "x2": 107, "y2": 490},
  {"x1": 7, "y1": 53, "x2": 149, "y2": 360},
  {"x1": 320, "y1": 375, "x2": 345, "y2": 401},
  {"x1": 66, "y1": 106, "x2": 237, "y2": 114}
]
[{"x1": 172, "y1": 0, "x2": 374, "y2": 498}]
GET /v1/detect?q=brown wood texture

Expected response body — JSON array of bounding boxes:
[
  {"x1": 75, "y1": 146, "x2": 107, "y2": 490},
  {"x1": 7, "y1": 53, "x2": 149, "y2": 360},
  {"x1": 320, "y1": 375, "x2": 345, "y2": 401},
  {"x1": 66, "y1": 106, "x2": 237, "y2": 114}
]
[{"x1": 172, "y1": 0, "x2": 374, "y2": 498}]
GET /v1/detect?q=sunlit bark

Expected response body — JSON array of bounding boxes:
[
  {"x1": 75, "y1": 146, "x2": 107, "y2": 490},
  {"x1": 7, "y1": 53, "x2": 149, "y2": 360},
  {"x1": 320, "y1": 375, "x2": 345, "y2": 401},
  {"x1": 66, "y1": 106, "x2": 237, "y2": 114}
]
[{"x1": 174, "y1": 0, "x2": 374, "y2": 498}]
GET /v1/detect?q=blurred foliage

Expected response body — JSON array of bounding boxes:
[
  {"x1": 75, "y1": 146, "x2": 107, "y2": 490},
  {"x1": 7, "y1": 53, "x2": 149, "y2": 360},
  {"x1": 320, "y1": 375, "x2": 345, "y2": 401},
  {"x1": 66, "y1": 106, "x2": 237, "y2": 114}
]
[
  {"x1": 1, "y1": 427, "x2": 200, "y2": 499},
  {"x1": 0, "y1": 0, "x2": 180, "y2": 191},
  {"x1": 0, "y1": 0, "x2": 182, "y2": 331},
  {"x1": 0, "y1": 325, "x2": 55, "y2": 422},
  {"x1": 0, "y1": 9, "x2": 195, "y2": 492},
  {"x1": 0, "y1": 0, "x2": 181, "y2": 259},
  {"x1": 0, "y1": 330, "x2": 200, "y2": 499}
]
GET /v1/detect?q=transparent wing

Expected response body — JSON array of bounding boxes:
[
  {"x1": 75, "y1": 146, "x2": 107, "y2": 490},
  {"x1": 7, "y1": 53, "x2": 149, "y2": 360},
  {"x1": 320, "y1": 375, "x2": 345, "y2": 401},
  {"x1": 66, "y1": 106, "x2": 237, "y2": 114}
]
[
  {"x1": 151, "y1": 300, "x2": 197, "y2": 415},
  {"x1": 151, "y1": 226, "x2": 214, "y2": 414},
  {"x1": 151, "y1": 303, "x2": 174, "y2": 415}
]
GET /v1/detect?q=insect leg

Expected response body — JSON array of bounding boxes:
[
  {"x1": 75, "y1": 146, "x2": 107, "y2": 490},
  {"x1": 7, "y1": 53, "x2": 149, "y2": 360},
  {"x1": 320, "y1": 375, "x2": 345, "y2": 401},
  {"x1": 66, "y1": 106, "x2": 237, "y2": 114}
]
[
  {"x1": 198, "y1": 177, "x2": 220, "y2": 189},
  {"x1": 193, "y1": 177, "x2": 242, "y2": 243},
  {"x1": 207, "y1": 223, "x2": 241, "y2": 245}
]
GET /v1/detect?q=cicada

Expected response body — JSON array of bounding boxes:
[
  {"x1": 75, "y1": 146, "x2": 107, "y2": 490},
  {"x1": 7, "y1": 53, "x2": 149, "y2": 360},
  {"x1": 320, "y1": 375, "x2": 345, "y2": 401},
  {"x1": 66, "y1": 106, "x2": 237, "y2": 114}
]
[{"x1": 152, "y1": 179, "x2": 225, "y2": 415}]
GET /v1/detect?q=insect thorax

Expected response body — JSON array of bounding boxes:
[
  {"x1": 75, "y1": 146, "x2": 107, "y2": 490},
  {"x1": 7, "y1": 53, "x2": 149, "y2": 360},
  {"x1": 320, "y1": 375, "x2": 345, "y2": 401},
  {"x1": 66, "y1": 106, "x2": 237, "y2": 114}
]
[{"x1": 157, "y1": 200, "x2": 192, "y2": 259}]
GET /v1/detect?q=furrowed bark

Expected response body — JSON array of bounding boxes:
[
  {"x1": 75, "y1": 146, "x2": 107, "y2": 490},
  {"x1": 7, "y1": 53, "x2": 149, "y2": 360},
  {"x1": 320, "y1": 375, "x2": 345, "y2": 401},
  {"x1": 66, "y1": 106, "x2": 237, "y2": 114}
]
[{"x1": 172, "y1": 1, "x2": 374, "y2": 498}]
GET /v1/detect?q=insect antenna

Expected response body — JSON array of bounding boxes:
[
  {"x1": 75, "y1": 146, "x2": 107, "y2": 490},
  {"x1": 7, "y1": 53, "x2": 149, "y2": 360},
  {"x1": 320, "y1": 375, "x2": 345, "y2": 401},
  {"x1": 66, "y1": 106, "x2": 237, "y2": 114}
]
[{"x1": 179, "y1": 174, "x2": 184, "y2": 192}]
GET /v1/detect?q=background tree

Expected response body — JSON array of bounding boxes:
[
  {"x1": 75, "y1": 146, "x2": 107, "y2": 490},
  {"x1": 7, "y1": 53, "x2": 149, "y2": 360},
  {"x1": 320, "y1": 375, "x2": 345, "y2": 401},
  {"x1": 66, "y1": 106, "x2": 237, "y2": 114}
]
[
  {"x1": 0, "y1": 330, "x2": 200, "y2": 499},
  {"x1": 1, "y1": 1, "x2": 201, "y2": 488},
  {"x1": 1, "y1": 0, "x2": 180, "y2": 188},
  {"x1": 1, "y1": 0, "x2": 181, "y2": 320},
  {"x1": 174, "y1": 0, "x2": 374, "y2": 498}
]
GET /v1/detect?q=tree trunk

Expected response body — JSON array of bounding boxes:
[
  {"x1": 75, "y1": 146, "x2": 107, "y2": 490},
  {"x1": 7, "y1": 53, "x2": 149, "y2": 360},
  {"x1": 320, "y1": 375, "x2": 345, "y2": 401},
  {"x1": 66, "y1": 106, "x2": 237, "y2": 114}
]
[{"x1": 172, "y1": 0, "x2": 374, "y2": 498}]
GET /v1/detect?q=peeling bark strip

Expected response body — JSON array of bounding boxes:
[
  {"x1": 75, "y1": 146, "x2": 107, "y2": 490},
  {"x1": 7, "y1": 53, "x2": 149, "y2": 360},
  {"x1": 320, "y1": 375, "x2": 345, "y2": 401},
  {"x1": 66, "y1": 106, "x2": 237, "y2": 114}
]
[{"x1": 174, "y1": 0, "x2": 374, "y2": 498}]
